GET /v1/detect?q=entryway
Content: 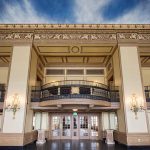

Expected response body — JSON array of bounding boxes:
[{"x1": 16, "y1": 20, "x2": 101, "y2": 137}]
[{"x1": 50, "y1": 113, "x2": 99, "y2": 140}]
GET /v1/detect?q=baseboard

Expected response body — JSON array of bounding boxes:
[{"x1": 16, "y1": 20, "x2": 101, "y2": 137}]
[{"x1": 0, "y1": 130, "x2": 38, "y2": 146}]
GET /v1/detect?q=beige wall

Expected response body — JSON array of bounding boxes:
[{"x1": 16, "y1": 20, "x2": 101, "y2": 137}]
[
  {"x1": 25, "y1": 49, "x2": 38, "y2": 132},
  {"x1": 113, "y1": 49, "x2": 126, "y2": 132},
  {"x1": 142, "y1": 67, "x2": 150, "y2": 86},
  {"x1": 45, "y1": 76, "x2": 105, "y2": 84},
  {"x1": 0, "y1": 67, "x2": 9, "y2": 84},
  {"x1": 44, "y1": 67, "x2": 106, "y2": 84},
  {"x1": 45, "y1": 76, "x2": 65, "y2": 84}
]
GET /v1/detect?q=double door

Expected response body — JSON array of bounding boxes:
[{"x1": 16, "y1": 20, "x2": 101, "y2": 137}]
[{"x1": 50, "y1": 114, "x2": 99, "y2": 140}]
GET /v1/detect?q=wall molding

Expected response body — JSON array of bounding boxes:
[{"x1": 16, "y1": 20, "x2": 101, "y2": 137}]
[
  {"x1": 0, "y1": 130, "x2": 37, "y2": 146},
  {"x1": 114, "y1": 131, "x2": 150, "y2": 146}
]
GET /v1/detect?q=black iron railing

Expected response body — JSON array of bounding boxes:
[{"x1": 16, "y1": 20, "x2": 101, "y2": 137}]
[
  {"x1": 31, "y1": 80, "x2": 120, "y2": 103},
  {"x1": 2, "y1": 82, "x2": 150, "y2": 103},
  {"x1": 0, "y1": 84, "x2": 6, "y2": 102},
  {"x1": 144, "y1": 86, "x2": 150, "y2": 102},
  {"x1": 109, "y1": 86, "x2": 120, "y2": 102}
]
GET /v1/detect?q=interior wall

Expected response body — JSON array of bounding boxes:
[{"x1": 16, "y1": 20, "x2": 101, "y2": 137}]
[
  {"x1": 0, "y1": 67, "x2": 9, "y2": 84},
  {"x1": 112, "y1": 49, "x2": 126, "y2": 133},
  {"x1": 45, "y1": 76, "x2": 65, "y2": 84},
  {"x1": 25, "y1": 49, "x2": 38, "y2": 132},
  {"x1": 44, "y1": 67, "x2": 106, "y2": 84}
]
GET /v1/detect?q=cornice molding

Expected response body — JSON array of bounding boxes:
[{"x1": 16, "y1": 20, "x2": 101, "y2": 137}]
[
  {"x1": 0, "y1": 24, "x2": 150, "y2": 43},
  {"x1": 0, "y1": 24, "x2": 150, "y2": 30}
]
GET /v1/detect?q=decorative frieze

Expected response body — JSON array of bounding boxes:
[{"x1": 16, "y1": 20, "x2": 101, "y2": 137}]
[
  {"x1": 0, "y1": 33, "x2": 33, "y2": 41},
  {"x1": 0, "y1": 31, "x2": 150, "y2": 43},
  {"x1": 34, "y1": 33, "x2": 116, "y2": 41},
  {"x1": 117, "y1": 33, "x2": 138, "y2": 40},
  {"x1": 138, "y1": 34, "x2": 150, "y2": 40}
]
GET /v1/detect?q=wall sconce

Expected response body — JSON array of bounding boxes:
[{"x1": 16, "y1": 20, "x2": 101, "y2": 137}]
[
  {"x1": 5, "y1": 93, "x2": 20, "y2": 119},
  {"x1": 130, "y1": 93, "x2": 145, "y2": 119}
]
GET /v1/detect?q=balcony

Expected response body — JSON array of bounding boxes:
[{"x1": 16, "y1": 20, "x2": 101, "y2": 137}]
[
  {"x1": 31, "y1": 80, "x2": 120, "y2": 106},
  {"x1": 1, "y1": 82, "x2": 150, "y2": 110},
  {"x1": 0, "y1": 84, "x2": 5, "y2": 103}
]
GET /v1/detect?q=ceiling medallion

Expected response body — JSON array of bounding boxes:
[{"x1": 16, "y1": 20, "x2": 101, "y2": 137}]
[{"x1": 71, "y1": 46, "x2": 80, "y2": 53}]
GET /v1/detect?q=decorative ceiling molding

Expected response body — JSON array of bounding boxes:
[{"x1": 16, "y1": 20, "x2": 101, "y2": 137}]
[
  {"x1": 0, "y1": 24, "x2": 150, "y2": 30},
  {"x1": 0, "y1": 32, "x2": 149, "y2": 43},
  {"x1": 34, "y1": 33, "x2": 117, "y2": 41}
]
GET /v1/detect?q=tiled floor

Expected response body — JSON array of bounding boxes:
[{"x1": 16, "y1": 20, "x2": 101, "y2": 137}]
[{"x1": 1, "y1": 140, "x2": 150, "y2": 150}]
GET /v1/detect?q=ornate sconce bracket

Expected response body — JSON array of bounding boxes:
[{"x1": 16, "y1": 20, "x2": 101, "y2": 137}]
[
  {"x1": 5, "y1": 93, "x2": 20, "y2": 119},
  {"x1": 130, "y1": 93, "x2": 145, "y2": 119}
]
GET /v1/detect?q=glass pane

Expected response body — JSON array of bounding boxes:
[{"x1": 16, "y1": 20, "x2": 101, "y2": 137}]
[
  {"x1": 62, "y1": 116, "x2": 71, "y2": 136},
  {"x1": 91, "y1": 116, "x2": 98, "y2": 136},
  {"x1": 73, "y1": 116, "x2": 77, "y2": 129},
  {"x1": 52, "y1": 116, "x2": 60, "y2": 137},
  {"x1": 80, "y1": 116, "x2": 89, "y2": 137}
]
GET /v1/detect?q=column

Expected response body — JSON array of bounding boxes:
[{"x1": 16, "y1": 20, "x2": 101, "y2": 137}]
[
  {"x1": 3, "y1": 45, "x2": 31, "y2": 133},
  {"x1": 113, "y1": 46, "x2": 149, "y2": 145},
  {"x1": 0, "y1": 45, "x2": 37, "y2": 146}
]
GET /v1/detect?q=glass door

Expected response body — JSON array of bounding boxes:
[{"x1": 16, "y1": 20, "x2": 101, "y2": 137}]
[
  {"x1": 61, "y1": 115, "x2": 71, "y2": 139},
  {"x1": 51, "y1": 116, "x2": 61, "y2": 139},
  {"x1": 90, "y1": 115, "x2": 99, "y2": 139},
  {"x1": 79, "y1": 115, "x2": 89, "y2": 139},
  {"x1": 72, "y1": 115, "x2": 79, "y2": 139}
]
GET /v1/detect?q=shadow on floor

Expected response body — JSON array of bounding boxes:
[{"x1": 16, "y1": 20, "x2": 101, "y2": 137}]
[
  {"x1": 27, "y1": 140, "x2": 150, "y2": 150},
  {"x1": 1, "y1": 140, "x2": 150, "y2": 150}
]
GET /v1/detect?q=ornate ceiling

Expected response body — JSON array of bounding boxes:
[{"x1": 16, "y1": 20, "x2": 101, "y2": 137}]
[
  {"x1": 0, "y1": 24, "x2": 150, "y2": 67},
  {"x1": 36, "y1": 45, "x2": 114, "y2": 67}
]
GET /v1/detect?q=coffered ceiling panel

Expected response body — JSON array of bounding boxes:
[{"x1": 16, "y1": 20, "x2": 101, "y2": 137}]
[
  {"x1": 35, "y1": 44, "x2": 116, "y2": 67},
  {"x1": 88, "y1": 57, "x2": 105, "y2": 63},
  {"x1": 0, "y1": 46, "x2": 12, "y2": 55},
  {"x1": 139, "y1": 46, "x2": 150, "y2": 67},
  {"x1": 45, "y1": 57, "x2": 63, "y2": 63},
  {"x1": 81, "y1": 46, "x2": 112, "y2": 54},
  {"x1": 67, "y1": 57, "x2": 84, "y2": 63},
  {"x1": 0, "y1": 56, "x2": 10, "y2": 66},
  {"x1": 0, "y1": 47, "x2": 11, "y2": 66},
  {"x1": 38, "y1": 46, "x2": 69, "y2": 55}
]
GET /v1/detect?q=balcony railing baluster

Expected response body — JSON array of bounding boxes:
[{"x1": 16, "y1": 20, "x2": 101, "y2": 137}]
[
  {"x1": 30, "y1": 80, "x2": 120, "y2": 103},
  {"x1": 0, "y1": 84, "x2": 6, "y2": 102}
]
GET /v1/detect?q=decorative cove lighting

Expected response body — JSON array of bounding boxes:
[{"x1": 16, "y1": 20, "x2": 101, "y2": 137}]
[
  {"x1": 130, "y1": 93, "x2": 145, "y2": 119},
  {"x1": 5, "y1": 93, "x2": 20, "y2": 119}
]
